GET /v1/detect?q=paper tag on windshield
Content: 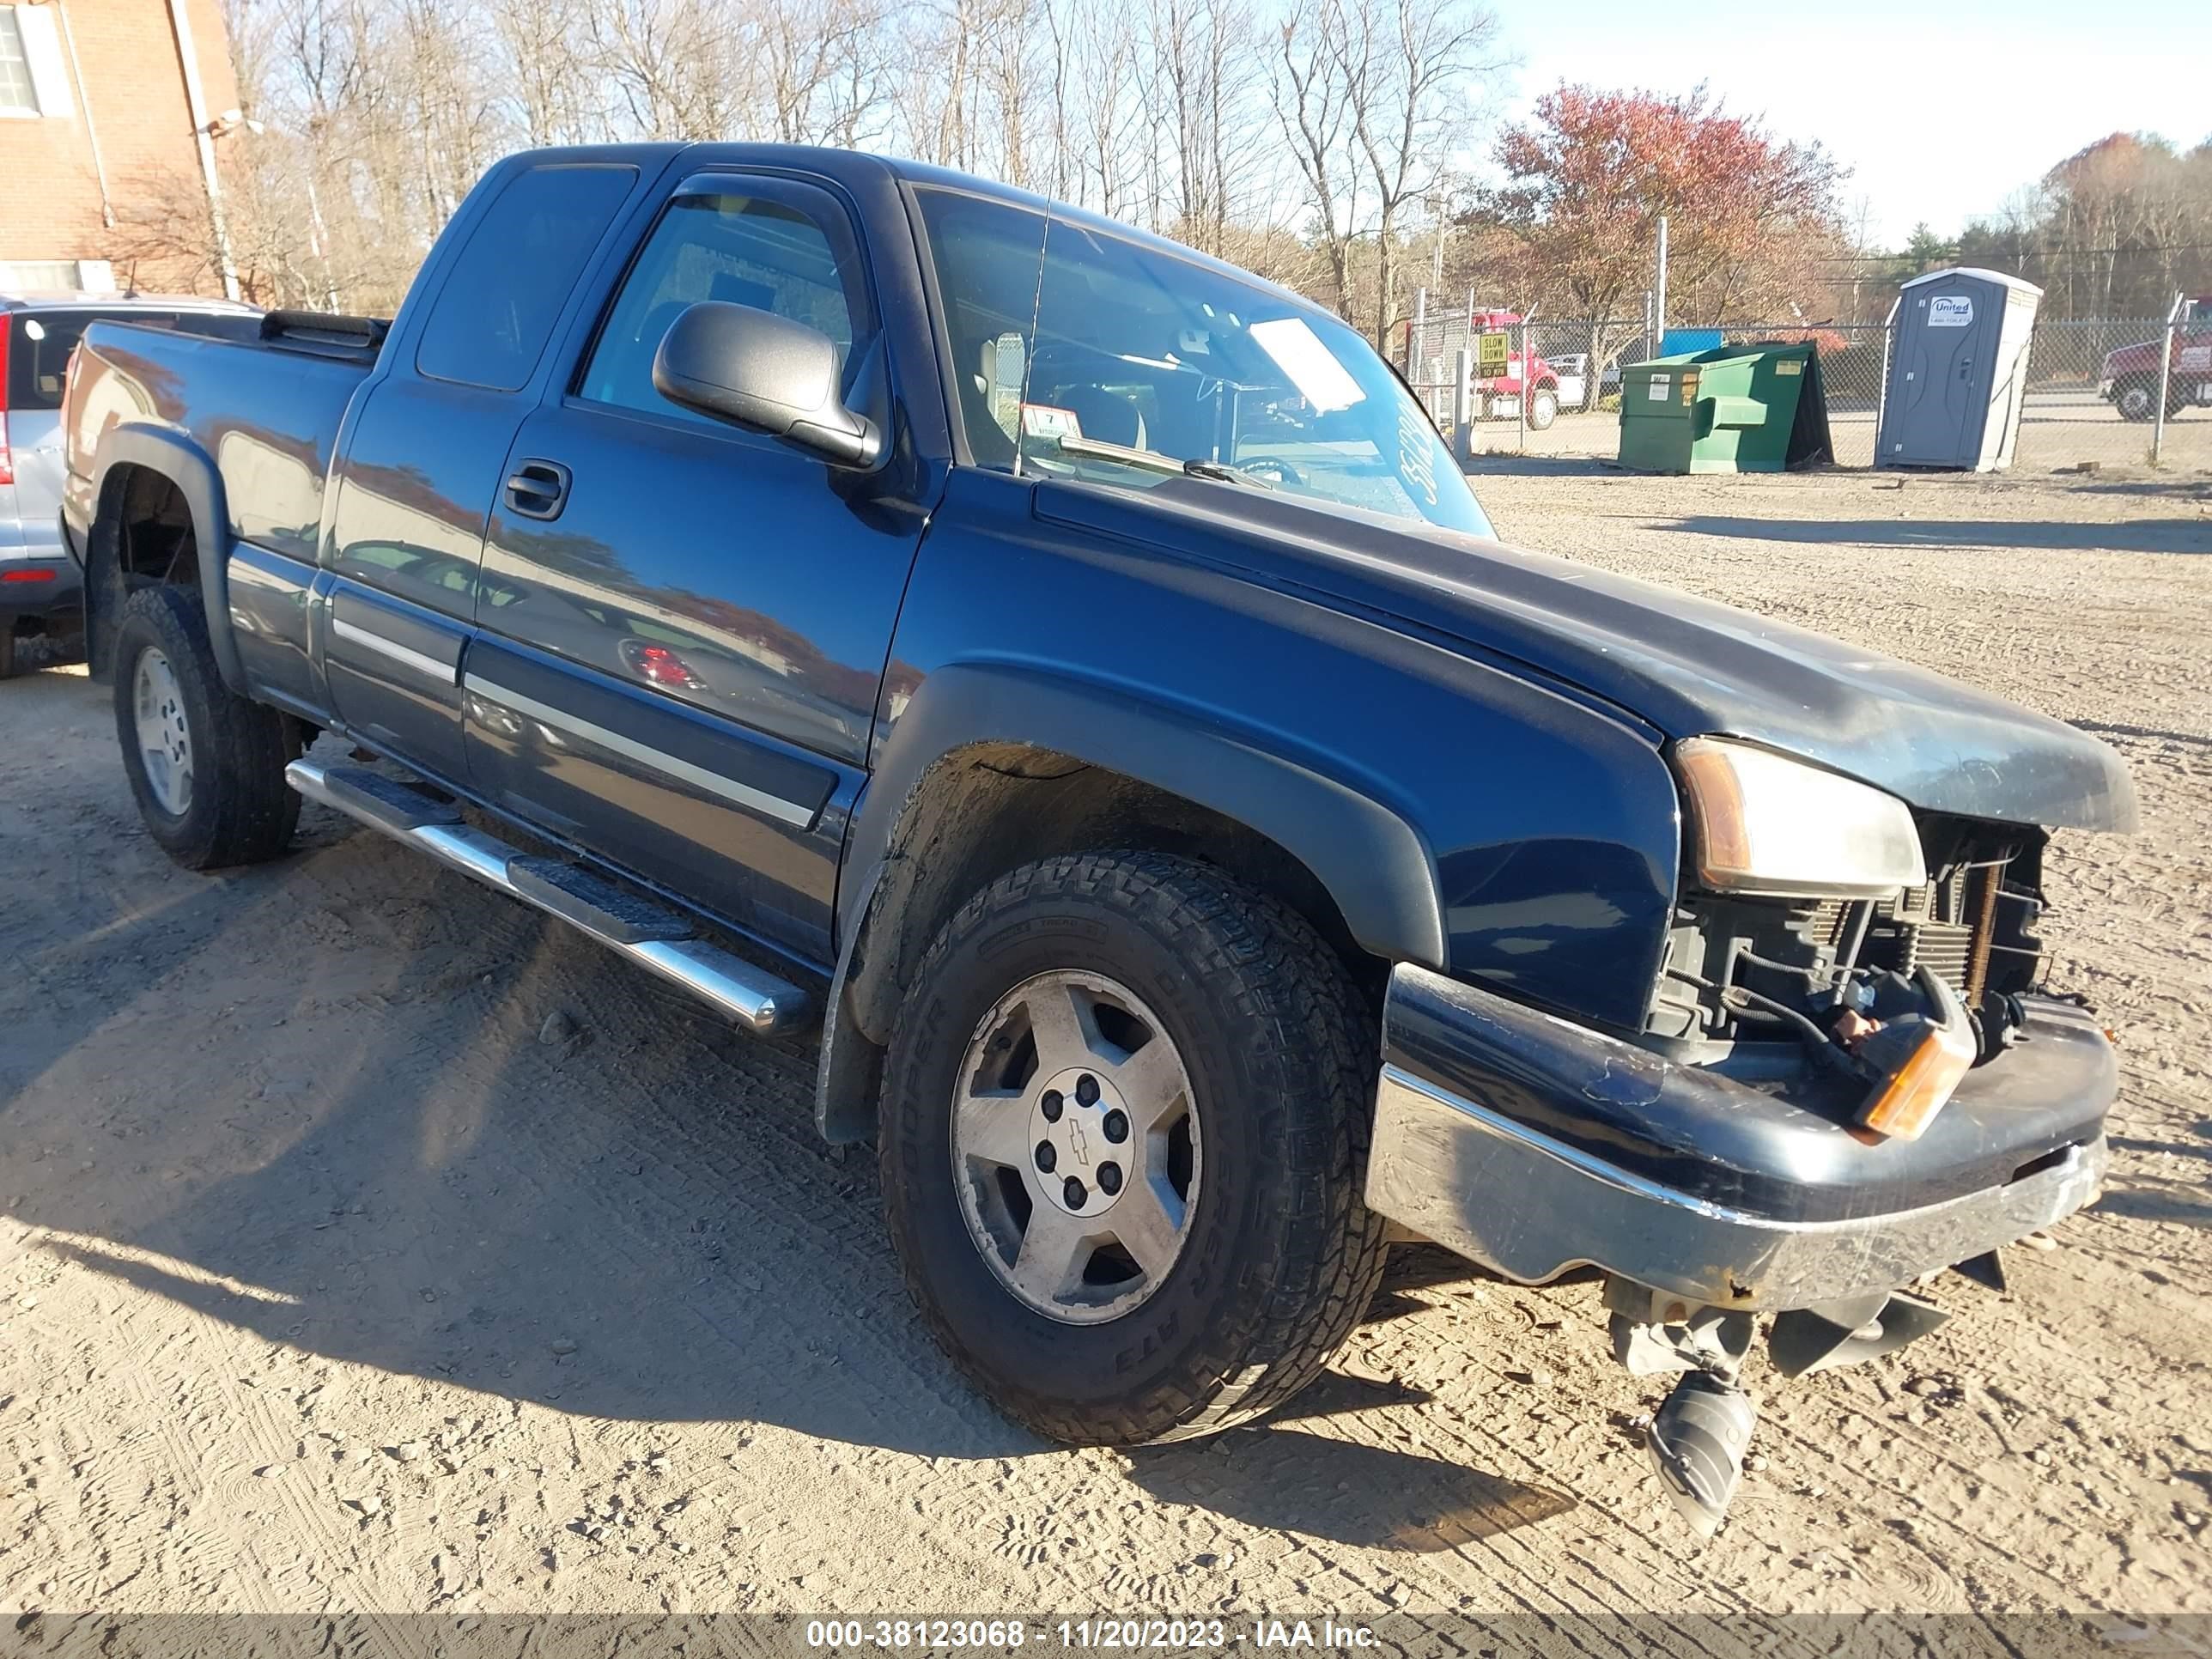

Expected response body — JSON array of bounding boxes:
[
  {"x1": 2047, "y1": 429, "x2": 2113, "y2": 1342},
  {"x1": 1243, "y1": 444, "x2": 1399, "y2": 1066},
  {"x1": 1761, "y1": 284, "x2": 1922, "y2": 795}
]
[{"x1": 1020, "y1": 404, "x2": 1084, "y2": 441}]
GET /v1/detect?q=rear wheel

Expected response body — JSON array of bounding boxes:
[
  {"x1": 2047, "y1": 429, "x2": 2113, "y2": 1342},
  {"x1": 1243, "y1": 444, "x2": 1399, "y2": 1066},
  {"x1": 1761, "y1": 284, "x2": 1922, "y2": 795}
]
[
  {"x1": 112, "y1": 585, "x2": 301, "y2": 868},
  {"x1": 0, "y1": 626, "x2": 17, "y2": 680},
  {"x1": 880, "y1": 850, "x2": 1388, "y2": 1445}
]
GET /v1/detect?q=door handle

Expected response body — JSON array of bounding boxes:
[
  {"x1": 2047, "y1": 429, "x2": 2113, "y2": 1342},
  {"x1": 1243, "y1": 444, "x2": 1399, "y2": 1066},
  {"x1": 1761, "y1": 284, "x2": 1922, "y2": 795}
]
[{"x1": 504, "y1": 459, "x2": 572, "y2": 521}]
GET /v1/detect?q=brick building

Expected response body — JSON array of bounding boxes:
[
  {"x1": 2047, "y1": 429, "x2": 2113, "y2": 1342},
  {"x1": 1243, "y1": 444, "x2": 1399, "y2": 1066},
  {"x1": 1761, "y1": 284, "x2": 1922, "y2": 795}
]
[{"x1": 0, "y1": 0, "x2": 239, "y2": 296}]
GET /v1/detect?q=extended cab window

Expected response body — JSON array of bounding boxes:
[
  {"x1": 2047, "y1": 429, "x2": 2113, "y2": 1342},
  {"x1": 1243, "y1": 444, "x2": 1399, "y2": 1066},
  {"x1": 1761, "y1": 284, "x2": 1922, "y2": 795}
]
[
  {"x1": 415, "y1": 162, "x2": 636, "y2": 392},
  {"x1": 580, "y1": 185, "x2": 869, "y2": 427}
]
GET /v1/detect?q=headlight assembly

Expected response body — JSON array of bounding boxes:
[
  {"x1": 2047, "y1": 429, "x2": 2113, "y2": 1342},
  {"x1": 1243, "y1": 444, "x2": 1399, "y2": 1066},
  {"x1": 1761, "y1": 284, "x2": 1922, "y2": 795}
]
[{"x1": 1674, "y1": 736, "x2": 1927, "y2": 900}]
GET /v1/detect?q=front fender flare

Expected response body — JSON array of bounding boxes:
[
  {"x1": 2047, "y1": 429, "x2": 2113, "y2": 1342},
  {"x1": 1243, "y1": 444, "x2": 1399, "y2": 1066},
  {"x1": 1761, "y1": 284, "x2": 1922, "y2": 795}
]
[
  {"x1": 848, "y1": 661, "x2": 1445, "y2": 963},
  {"x1": 91, "y1": 423, "x2": 246, "y2": 695},
  {"x1": 813, "y1": 662, "x2": 1446, "y2": 1141}
]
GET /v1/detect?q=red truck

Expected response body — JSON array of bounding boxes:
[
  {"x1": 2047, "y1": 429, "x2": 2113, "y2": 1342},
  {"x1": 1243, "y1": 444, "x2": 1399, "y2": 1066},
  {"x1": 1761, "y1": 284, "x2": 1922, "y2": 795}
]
[
  {"x1": 2100, "y1": 295, "x2": 2212, "y2": 421},
  {"x1": 1405, "y1": 310, "x2": 1571, "y2": 430},
  {"x1": 1467, "y1": 309, "x2": 1569, "y2": 430}
]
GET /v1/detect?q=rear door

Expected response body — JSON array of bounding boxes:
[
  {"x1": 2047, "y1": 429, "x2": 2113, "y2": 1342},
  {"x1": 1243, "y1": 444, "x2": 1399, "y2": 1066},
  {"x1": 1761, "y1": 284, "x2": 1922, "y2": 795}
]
[
  {"x1": 465, "y1": 170, "x2": 928, "y2": 963},
  {"x1": 320, "y1": 159, "x2": 644, "y2": 784}
]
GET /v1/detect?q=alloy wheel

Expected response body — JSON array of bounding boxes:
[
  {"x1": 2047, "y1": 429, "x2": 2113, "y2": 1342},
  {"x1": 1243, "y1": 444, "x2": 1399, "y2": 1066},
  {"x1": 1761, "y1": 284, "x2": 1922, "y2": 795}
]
[
  {"x1": 133, "y1": 647, "x2": 194, "y2": 816},
  {"x1": 950, "y1": 969, "x2": 1202, "y2": 1324}
]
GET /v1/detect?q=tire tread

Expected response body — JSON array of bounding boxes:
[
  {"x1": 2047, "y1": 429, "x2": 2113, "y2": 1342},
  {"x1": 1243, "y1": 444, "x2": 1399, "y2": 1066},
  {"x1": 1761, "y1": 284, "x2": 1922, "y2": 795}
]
[
  {"x1": 882, "y1": 849, "x2": 1389, "y2": 1446},
  {"x1": 112, "y1": 585, "x2": 300, "y2": 868}
]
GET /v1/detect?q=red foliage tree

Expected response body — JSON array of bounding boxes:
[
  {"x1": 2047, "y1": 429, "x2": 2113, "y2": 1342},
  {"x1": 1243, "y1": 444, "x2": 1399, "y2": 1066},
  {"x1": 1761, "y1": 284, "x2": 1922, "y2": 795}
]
[{"x1": 1480, "y1": 84, "x2": 1847, "y2": 385}]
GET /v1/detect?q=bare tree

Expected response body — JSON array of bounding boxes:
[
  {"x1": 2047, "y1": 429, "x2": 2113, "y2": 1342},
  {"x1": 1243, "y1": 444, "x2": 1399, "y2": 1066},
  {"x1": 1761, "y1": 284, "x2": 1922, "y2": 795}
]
[
  {"x1": 760, "y1": 0, "x2": 890, "y2": 145},
  {"x1": 203, "y1": 0, "x2": 1522, "y2": 331},
  {"x1": 495, "y1": 0, "x2": 604, "y2": 146},
  {"x1": 1334, "y1": 0, "x2": 1504, "y2": 347},
  {"x1": 1272, "y1": 0, "x2": 1358, "y2": 320}
]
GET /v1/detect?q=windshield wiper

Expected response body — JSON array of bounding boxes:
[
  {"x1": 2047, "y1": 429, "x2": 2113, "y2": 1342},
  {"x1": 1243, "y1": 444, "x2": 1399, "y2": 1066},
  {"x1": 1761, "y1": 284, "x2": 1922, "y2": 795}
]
[
  {"x1": 1182, "y1": 459, "x2": 1275, "y2": 489},
  {"x1": 1048, "y1": 435, "x2": 1275, "y2": 490}
]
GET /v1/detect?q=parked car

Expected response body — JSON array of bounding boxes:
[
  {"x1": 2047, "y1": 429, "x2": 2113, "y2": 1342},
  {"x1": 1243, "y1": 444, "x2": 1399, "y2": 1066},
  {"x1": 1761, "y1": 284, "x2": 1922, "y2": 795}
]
[
  {"x1": 1, "y1": 292, "x2": 258, "y2": 677},
  {"x1": 61, "y1": 145, "x2": 2136, "y2": 1535},
  {"x1": 2100, "y1": 295, "x2": 2212, "y2": 421}
]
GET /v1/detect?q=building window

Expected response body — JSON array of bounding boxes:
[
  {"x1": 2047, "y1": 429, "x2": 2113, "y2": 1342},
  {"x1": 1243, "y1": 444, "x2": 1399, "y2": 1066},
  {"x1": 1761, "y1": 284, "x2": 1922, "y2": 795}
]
[{"x1": 0, "y1": 8, "x2": 40, "y2": 115}]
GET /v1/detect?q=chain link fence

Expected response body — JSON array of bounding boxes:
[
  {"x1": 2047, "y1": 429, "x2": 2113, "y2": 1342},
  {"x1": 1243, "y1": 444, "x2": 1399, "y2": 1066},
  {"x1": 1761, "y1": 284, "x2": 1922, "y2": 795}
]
[{"x1": 1404, "y1": 300, "x2": 2212, "y2": 473}]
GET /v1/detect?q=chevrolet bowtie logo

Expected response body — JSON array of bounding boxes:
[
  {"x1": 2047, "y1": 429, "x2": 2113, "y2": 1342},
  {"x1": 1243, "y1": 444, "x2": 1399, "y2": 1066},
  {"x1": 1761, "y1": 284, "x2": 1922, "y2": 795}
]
[{"x1": 1066, "y1": 1115, "x2": 1091, "y2": 1166}]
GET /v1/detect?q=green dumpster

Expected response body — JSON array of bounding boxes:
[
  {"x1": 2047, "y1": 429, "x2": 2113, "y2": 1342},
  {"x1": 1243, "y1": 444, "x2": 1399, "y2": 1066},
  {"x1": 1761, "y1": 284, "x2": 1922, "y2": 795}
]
[{"x1": 1616, "y1": 342, "x2": 1833, "y2": 473}]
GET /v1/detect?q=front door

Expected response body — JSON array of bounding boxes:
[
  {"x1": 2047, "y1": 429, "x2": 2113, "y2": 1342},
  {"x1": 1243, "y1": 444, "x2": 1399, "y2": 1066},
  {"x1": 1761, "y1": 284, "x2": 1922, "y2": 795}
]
[{"x1": 466, "y1": 172, "x2": 927, "y2": 964}]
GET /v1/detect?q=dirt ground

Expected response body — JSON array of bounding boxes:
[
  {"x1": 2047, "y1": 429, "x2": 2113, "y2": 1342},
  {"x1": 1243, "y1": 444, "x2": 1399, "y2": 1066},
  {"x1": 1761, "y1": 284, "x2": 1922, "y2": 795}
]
[{"x1": 2, "y1": 465, "x2": 2209, "y2": 1634}]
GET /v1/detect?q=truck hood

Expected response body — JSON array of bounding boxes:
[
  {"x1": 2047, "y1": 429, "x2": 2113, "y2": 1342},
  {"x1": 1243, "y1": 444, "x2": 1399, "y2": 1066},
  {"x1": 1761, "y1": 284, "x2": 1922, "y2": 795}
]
[
  {"x1": 1036, "y1": 480, "x2": 2138, "y2": 833},
  {"x1": 2101, "y1": 338, "x2": 2163, "y2": 374}
]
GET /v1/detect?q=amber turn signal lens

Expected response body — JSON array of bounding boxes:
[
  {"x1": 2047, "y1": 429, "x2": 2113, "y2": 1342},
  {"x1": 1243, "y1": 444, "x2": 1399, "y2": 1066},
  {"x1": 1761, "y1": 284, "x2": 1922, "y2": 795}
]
[{"x1": 1857, "y1": 1017, "x2": 1978, "y2": 1140}]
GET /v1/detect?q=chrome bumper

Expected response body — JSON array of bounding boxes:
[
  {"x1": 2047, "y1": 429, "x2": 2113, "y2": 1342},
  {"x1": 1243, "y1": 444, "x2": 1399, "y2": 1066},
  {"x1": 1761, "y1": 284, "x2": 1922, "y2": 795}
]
[{"x1": 1365, "y1": 964, "x2": 2111, "y2": 1312}]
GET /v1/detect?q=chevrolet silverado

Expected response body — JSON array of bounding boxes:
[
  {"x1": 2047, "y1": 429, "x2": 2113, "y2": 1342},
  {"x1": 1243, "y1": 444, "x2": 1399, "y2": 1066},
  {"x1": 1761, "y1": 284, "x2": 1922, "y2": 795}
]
[{"x1": 59, "y1": 144, "x2": 2138, "y2": 1534}]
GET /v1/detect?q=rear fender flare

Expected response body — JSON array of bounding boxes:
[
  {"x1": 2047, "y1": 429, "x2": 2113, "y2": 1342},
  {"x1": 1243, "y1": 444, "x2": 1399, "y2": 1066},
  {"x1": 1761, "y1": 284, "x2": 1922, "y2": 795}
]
[{"x1": 91, "y1": 424, "x2": 245, "y2": 695}]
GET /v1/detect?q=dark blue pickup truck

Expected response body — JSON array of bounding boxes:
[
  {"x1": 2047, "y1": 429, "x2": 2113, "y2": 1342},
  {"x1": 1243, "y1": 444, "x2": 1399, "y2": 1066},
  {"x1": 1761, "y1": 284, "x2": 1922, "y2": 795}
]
[{"x1": 58, "y1": 144, "x2": 2137, "y2": 1533}]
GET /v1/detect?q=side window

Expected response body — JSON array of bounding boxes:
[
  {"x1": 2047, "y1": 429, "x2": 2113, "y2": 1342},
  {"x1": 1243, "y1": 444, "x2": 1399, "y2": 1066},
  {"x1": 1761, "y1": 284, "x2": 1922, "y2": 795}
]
[
  {"x1": 579, "y1": 186, "x2": 869, "y2": 427},
  {"x1": 415, "y1": 163, "x2": 637, "y2": 392}
]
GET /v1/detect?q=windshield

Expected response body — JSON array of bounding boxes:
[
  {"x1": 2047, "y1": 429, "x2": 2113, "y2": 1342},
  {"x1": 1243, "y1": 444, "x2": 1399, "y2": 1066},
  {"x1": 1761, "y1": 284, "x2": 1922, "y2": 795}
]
[{"x1": 915, "y1": 190, "x2": 1490, "y2": 536}]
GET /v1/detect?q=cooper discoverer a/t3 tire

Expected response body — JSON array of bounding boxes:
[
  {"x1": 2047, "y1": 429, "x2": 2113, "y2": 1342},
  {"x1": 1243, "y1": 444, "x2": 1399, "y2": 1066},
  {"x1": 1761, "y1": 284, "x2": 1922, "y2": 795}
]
[{"x1": 879, "y1": 850, "x2": 1388, "y2": 1445}]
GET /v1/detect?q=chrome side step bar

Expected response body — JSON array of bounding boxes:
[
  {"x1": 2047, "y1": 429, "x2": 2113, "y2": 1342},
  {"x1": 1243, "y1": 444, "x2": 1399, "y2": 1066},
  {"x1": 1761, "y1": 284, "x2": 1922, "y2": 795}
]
[{"x1": 286, "y1": 758, "x2": 811, "y2": 1035}]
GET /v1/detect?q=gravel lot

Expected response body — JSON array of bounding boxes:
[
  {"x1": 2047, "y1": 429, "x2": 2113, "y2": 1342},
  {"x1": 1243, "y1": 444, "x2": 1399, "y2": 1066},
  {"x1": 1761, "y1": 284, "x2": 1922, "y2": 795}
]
[
  {"x1": 1489, "y1": 403, "x2": 2212, "y2": 473},
  {"x1": 2, "y1": 465, "x2": 2209, "y2": 1636}
]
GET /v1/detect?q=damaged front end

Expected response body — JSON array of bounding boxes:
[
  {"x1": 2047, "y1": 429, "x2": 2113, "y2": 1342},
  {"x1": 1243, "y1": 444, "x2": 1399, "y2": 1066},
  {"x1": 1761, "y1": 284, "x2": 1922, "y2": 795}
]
[{"x1": 1364, "y1": 757, "x2": 2117, "y2": 1538}]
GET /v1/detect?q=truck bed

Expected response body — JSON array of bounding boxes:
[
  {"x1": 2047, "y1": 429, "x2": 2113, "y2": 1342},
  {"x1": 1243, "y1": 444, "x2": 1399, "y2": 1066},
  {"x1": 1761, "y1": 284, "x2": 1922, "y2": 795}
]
[{"x1": 65, "y1": 314, "x2": 380, "y2": 571}]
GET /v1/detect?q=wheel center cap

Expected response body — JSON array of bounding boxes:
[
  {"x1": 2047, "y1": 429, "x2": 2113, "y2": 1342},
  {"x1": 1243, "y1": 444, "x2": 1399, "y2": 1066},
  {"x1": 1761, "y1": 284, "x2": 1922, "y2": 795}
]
[{"x1": 1029, "y1": 1066, "x2": 1133, "y2": 1218}]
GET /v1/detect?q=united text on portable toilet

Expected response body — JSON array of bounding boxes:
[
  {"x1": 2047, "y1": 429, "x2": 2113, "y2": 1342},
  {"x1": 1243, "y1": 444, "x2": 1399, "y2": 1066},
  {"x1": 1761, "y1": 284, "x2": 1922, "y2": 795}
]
[{"x1": 1877, "y1": 268, "x2": 2042, "y2": 471}]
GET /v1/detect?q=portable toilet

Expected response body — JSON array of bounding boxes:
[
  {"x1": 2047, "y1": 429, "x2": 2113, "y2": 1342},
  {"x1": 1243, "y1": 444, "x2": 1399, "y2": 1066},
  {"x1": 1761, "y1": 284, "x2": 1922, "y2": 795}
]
[{"x1": 1876, "y1": 268, "x2": 2042, "y2": 471}]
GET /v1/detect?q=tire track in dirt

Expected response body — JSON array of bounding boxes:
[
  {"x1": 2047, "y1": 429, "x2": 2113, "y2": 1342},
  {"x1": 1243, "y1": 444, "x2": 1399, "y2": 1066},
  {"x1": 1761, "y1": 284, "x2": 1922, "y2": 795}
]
[{"x1": 4, "y1": 471, "x2": 2210, "y2": 1619}]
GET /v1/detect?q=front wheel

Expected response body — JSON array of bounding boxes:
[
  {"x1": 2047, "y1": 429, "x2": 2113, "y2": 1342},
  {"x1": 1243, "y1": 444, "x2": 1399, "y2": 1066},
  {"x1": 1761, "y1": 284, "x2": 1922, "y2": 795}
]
[
  {"x1": 1527, "y1": 384, "x2": 1559, "y2": 430},
  {"x1": 880, "y1": 850, "x2": 1389, "y2": 1446},
  {"x1": 2113, "y1": 378, "x2": 2158, "y2": 422},
  {"x1": 112, "y1": 585, "x2": 301, "y2": 868}
]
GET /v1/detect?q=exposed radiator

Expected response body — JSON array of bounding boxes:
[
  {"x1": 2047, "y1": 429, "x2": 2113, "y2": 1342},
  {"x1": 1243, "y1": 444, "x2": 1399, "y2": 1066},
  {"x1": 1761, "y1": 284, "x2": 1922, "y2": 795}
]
[{"x1": 1808, "y1": 865, "x2": 1987, "y2": 1004}]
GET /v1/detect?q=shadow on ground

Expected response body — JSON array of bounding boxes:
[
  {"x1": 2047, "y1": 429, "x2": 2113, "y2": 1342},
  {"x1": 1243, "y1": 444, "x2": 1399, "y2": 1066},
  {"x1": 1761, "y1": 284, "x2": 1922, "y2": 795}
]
[
  {"x1": 1464, "y1": 453, "x2": 1620, "y2": 480},
  {"x1": 0, "y1": 677, "x2": 1566, "y2": 1551},
  {"x1": 1128, "y1": 1415, "x2": 1574, "y2": 1552},
  {"x1": 2069, "y1": 720, "x2": 2212, "y2": 750},
  {"x1": 1654, "y1": 515, "x2": 2211, "y2": 555}
]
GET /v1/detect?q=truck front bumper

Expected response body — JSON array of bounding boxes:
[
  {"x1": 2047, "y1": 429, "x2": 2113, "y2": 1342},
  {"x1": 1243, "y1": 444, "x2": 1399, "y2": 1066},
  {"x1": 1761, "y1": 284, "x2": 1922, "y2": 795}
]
[{"x1": 1366, "y1": 963, "x2": 2111, "y2": 1312}]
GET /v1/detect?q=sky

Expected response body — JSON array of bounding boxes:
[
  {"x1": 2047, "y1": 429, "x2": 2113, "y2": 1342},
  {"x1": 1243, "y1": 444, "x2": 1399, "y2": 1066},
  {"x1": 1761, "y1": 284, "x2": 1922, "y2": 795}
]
[{"x1": 1494, "y1": 0, "x2": 2210, "y2": 248}]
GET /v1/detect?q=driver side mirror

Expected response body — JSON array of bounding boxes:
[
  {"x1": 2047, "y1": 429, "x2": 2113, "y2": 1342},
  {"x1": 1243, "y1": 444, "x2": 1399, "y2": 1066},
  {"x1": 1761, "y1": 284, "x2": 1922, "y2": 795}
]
[{"x1": 652, "y1": 301, "x2": 884, "y2": 471}]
